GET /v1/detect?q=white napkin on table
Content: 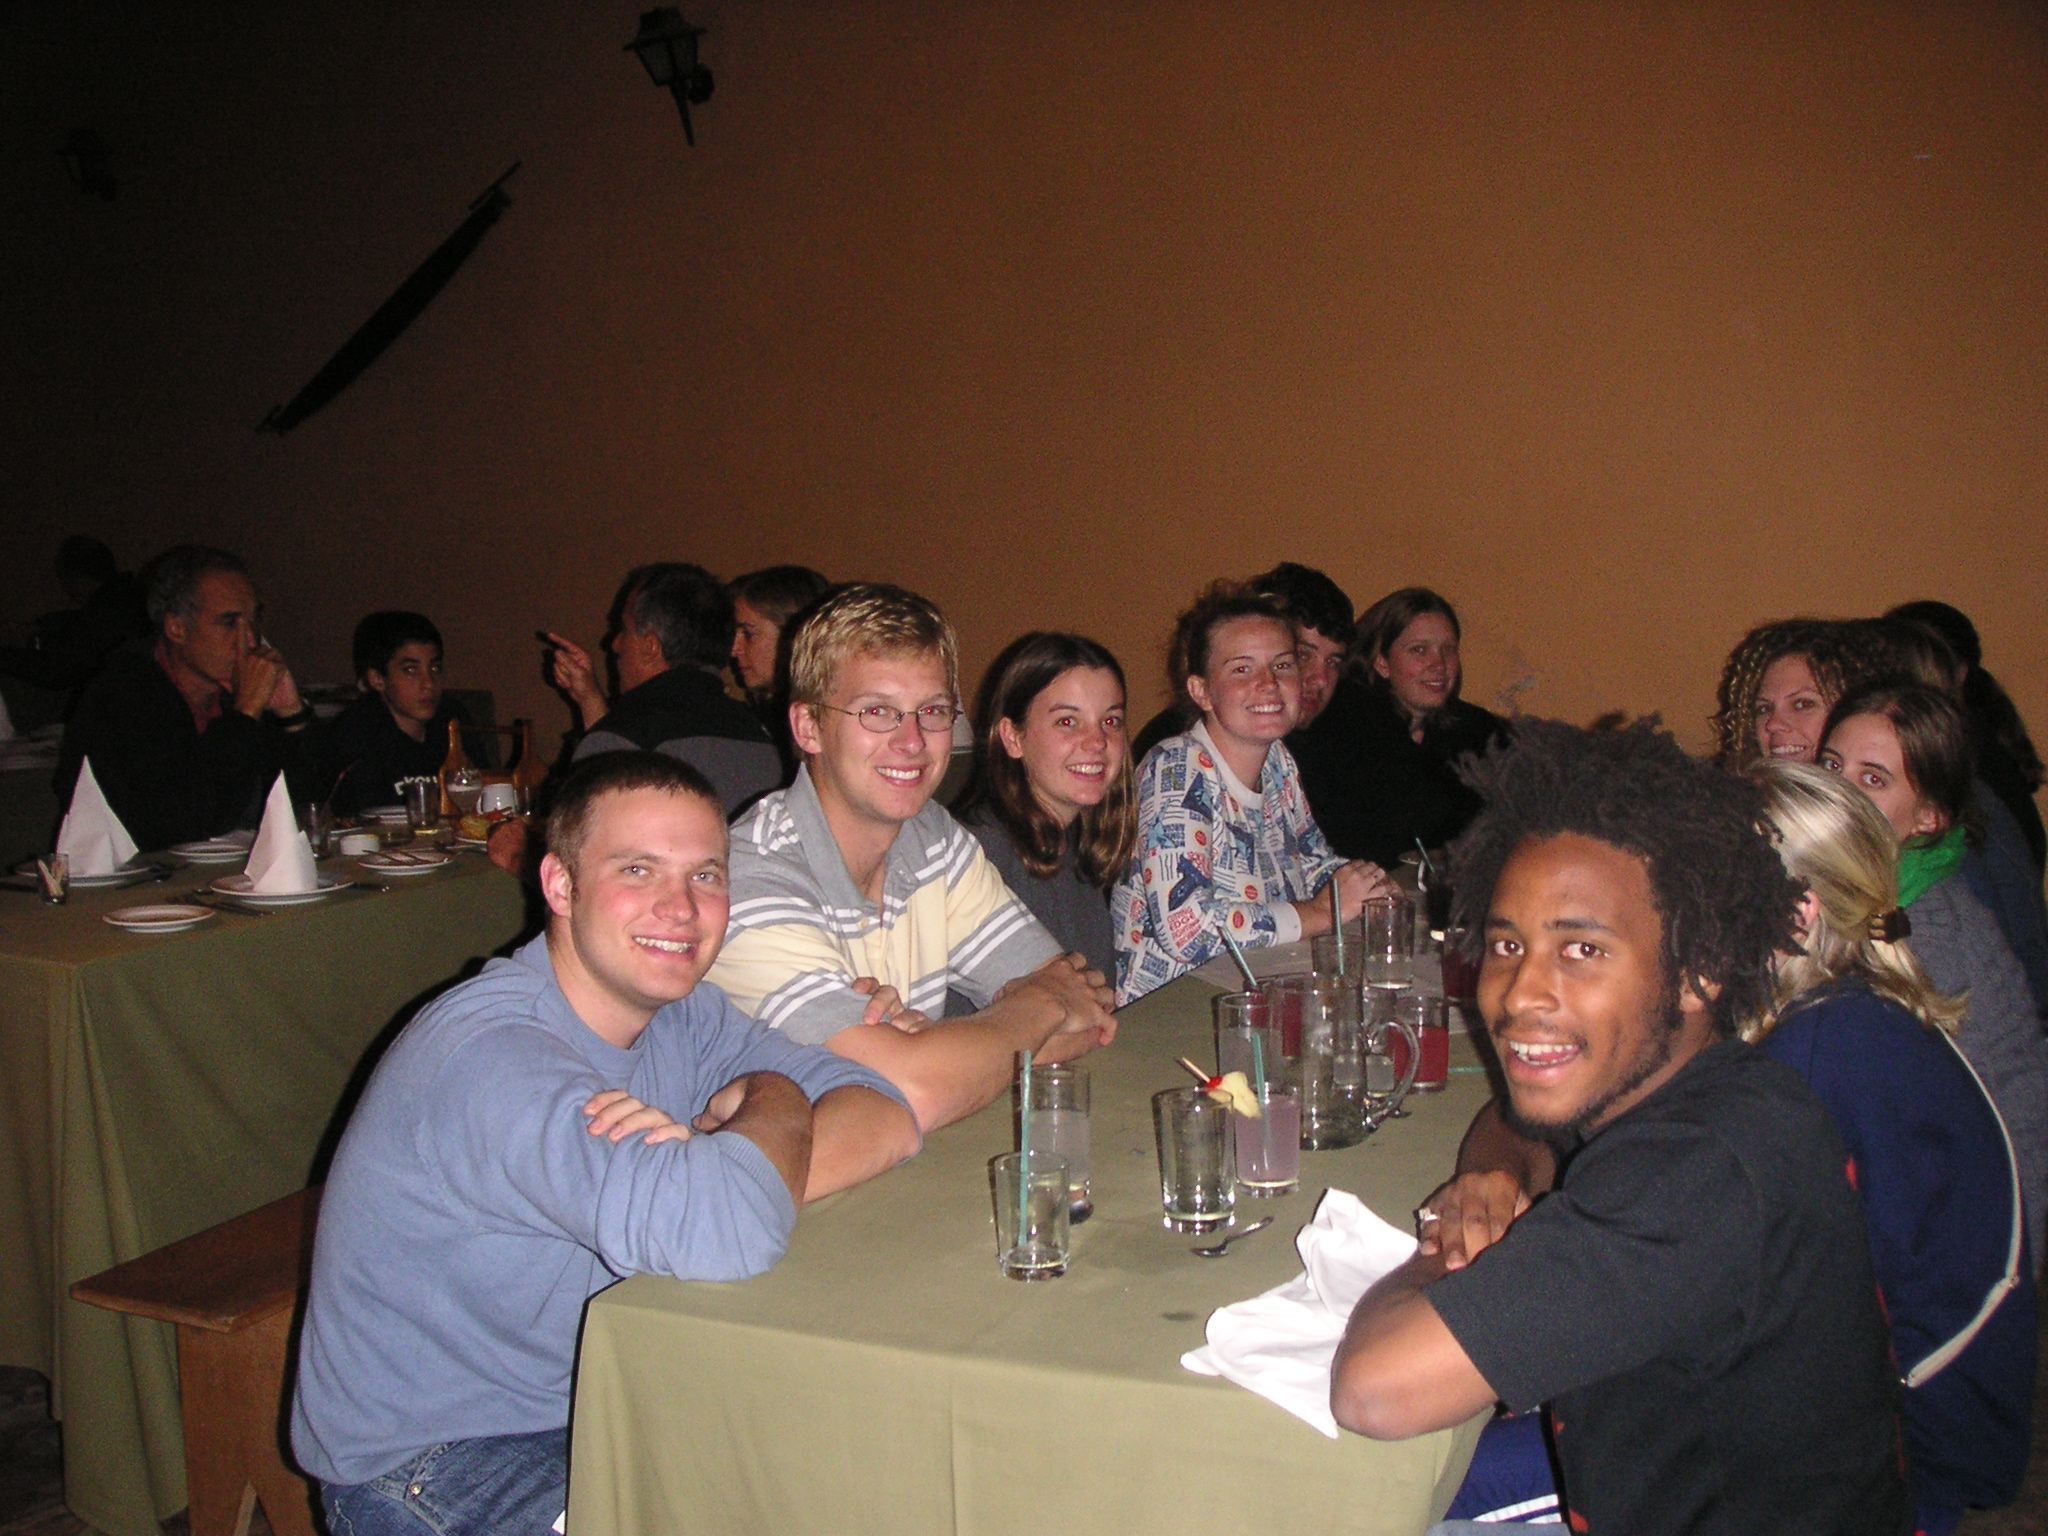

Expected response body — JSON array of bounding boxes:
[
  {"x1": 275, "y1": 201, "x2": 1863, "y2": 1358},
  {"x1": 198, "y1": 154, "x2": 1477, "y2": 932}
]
[
  {"x1": 56, "y1": 757, "x2": 138, "y2": 876},
  {"x1": 244, "y1": 773, "x2": 318, "y2": 893},
  {"x1": 1181, "y1": 1189, "x2": 1418, "y2": 1437}
]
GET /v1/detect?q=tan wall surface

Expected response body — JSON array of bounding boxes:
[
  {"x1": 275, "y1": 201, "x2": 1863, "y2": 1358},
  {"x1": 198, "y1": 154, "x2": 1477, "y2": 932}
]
[{"x1": 4, "y1": 1, "x2": 2044, "y2": 762}]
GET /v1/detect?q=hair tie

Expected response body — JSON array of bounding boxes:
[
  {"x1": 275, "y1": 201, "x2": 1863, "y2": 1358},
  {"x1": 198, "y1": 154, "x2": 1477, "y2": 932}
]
[{"x1": 1869, "y1": 908, "x2": 1912, "y2": 944}]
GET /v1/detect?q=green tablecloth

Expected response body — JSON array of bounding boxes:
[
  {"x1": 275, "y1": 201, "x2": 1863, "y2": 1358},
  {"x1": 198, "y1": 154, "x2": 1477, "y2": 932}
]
[
  {"x1": 570, "y1": 977, "x2": 1491, "y2": 1536},
  {"x1": 0, "y1": 852, "x2": 528, "y2": 1536}
]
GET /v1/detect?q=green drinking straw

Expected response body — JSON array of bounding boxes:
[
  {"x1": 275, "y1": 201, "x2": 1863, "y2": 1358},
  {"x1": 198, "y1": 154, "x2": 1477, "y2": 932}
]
[
  {"x1": 1330, "y1": 879, "x2": 1345, "y2": 974},
  {"x1": 1015, "y1": 1050, "x2": 1033, "y2": 1252},
  {"x1": 1251, "y1": 1030, "x2": 1272, "y2": 1169},
  {"x1": 1217, "y1": 924, "x2": 1260, "y2": 992}
]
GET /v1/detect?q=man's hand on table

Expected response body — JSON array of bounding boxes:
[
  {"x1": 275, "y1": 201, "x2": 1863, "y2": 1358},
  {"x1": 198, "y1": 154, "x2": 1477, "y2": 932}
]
[
  {"x1": 1415, "y1": 1170, "x2": 1530, "y2": 1271},
  {"x1": 699, "y1": 1071, "x2": 814, "y2": 1202},
  {"x1": 583, "y1": 1089, "x2": 691, "y2": 1145}
]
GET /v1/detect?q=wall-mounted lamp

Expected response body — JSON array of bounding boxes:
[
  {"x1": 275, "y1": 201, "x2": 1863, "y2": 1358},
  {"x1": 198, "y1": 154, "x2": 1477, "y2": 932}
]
[
  {"x1": 625, "y1": 8, "x2": 714, "y2": 147},
  {"x1": 60, "y1": 127, "x2": 116, "y2": 200}
]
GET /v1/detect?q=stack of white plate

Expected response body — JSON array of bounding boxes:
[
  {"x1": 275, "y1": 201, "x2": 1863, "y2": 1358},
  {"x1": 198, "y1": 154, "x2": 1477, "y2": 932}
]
[{"x1": 170, "y1": 832, "x2": 257, "y2": 865}]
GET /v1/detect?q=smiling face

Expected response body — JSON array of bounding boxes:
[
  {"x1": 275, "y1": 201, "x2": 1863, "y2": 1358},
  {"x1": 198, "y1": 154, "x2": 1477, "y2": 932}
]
[
  {"x1": 730, "y1": 598, "x2": 781, "y2": 695},
  {"x1": 1479, "y1": 833, "x2": 1713, "y2": 1141},
  {"x1": 1753, "y1": 653, "x2": 1830, "y2": 764},
  {"x1": 367, "y1": 640, "x2": 444, "y2": 731},
  {"x1": 540, "y1": 785, "x2": 730, "y2": 1047},
  {"x1": 793, "y1": 646, "x2": 951, "y2": 835},
  {"x1": 1186, "y1": 616, "x2": 1301, "y2": 757},
  {"x1": 1294, "y1": 626, "x2": 1347, "y2": 728},
  {"x1": 1374, "y1": 612, "x2": 1460, "y2": 721},
  {"x1": 997, "y1": 665, "x2": 1127, "y2": 828},
  {"x1": 162, "y1": 570, "x2": 259, "y2": 692},
  {"x1": 1819, "y1": 712, "x2": 1946, "y2": 843}
]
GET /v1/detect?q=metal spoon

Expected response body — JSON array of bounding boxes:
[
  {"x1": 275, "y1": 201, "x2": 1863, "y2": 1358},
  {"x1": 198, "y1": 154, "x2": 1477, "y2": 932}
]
[{"x1": 1191, "y1": 1216, "x2": 1273, "y2": 1258}]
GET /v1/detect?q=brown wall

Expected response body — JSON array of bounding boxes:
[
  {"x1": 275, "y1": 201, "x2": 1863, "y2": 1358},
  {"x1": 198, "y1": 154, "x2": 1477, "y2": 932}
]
[{"x1": 5, "y1": 1, "x2": 2045, "y2": 763}]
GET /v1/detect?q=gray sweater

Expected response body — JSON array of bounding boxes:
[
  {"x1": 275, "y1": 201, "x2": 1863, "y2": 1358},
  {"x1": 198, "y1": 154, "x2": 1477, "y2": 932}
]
[
  {"x1": 1907, "y1": 876, "x2": 2048, "y2": 1276},
  {"x1": 291, "y1": 935, "x2": 905, "y2": 1486}
]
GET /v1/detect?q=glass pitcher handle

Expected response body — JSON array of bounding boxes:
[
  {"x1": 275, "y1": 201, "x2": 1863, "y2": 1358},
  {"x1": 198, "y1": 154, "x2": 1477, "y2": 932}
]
[{"x1": 1364, "y1": 1017, "x2": 1420, "y2": 1125}]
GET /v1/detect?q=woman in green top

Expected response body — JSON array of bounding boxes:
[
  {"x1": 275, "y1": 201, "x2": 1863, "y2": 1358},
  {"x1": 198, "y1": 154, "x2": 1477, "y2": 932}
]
[{"x1": 1821, "y1": 683, "x2": 2048, "y2": 1275}]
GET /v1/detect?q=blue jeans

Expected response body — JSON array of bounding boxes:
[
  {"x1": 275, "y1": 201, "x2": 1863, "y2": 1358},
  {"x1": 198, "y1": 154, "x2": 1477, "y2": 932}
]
[{"x1": 319, "y1": 1427, "x2": 567, "y2": 1536}]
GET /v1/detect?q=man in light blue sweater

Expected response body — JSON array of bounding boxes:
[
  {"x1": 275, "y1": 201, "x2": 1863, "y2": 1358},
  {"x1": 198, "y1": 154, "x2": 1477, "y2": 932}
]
[{"x1": 291, "y1": 752, "x2": 919, "y2": 1535}]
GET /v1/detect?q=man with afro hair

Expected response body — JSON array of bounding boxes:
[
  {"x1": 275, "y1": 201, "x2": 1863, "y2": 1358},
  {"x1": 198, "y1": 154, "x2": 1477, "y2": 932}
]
[{"x1": 1331, "y1": 717, "x2": 1911, "y2": 1535}]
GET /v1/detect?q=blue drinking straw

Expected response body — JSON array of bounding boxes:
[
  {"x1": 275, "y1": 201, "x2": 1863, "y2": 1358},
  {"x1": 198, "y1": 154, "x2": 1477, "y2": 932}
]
[
  {"x1": 1015, "y1": 1050, "x2": 1033, "y2": 1251},
  {"x1": 1414, "y1": 838, "x2": 1437, "y2": 881}
]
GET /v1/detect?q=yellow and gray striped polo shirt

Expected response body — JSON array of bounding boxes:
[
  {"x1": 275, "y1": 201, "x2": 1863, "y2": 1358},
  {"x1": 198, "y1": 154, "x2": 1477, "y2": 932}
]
[{"x1": 707, "y1": 767, "x2": 1061, "y2": 1045}]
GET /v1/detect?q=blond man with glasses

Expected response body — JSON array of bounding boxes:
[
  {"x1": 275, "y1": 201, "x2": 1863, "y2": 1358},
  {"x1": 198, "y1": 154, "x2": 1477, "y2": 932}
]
[{"x1": 707, "y1": 584, "x2": 1115, "y2": 1132}]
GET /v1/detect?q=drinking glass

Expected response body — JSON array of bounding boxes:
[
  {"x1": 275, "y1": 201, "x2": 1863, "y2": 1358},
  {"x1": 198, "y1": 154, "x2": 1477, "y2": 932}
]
[
  {"x1": 1310, "y1": 920, "x2": 1362, "y2": 982},
  {"x1": 1233, "y1": 1083, "x2": 1300, "y2": 1197},
  {"x1": 1016, "y1": 1065, "x2": 1091, "y2": 1221},
  {"x1": 1363, "y1": 894, "x2": 1415, "y2": 994},
  {"x1": 1152, "y1": 1088, "x2": 1234, "y2": 1231},
  {"x1": 1392, "y1": 992, "x2": 1451, "y2": 1093},
  {"x1": 401, "y1": 777, "x2": 440, "y2": 834},
  {"x1": 299, "y1": 801, "x2": 333, "y2": 858},
  {"x1": 35, "y1": 854, "x2": 69, "y2": 905},
  {"x1": 1439, "y1": 924, "x2": 1480, "y2": 1002},
  {"x1": 989, "y1": 1151, "x2": 1071, "y2": 1280},
  {"x1": 447, "y1": 768, "x2": 485, "y2": 818},
  {"x1": 1212, "y1": 991, "x2": 1285, "y2": 1090}
]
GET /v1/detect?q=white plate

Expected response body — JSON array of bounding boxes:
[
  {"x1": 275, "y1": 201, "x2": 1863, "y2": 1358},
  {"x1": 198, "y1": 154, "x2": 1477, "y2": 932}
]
[
  {"x1": 209, "y1": 873, "x2": 354, "y2": 905},
  {"x1": 13, "y1": 860, "x2": 156, "y2": 889},
  {"x1": 170, "y1": 837, "x2": 256, "y2": 865},
  {"x1": 103, "y1": 903, "x2": 216, "y2": 934},
  {"x1": 357, "y1": 850, "x2": 451, "y2": 876}
]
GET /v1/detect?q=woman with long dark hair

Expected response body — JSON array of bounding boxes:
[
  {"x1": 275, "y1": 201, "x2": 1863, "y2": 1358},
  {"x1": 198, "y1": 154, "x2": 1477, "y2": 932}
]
[{"x1": 953, "y1": 633, "x2": 1136, "y2": 979}]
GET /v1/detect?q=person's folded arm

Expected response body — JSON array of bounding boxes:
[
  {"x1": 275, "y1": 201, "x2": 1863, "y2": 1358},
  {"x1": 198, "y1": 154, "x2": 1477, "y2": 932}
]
[
  {"x1": 1416, "y1": 1097, "x2": 1559, "y2": 1270},
  {"x1": 824, "y1": 968, "x2": 1105, "y2": 1133},
  {"x1": 1330, "y1": 1248, "x2": 1502, "y2": 1440},
  {"x1": 803, "y1": 1085, "x2": 921, "y2": 1199}
]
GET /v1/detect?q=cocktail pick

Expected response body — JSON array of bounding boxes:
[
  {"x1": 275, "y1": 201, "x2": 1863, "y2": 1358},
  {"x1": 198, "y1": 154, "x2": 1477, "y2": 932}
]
[
  {"x1": 1217, "y1": 924, "x2": 1260, "y2": 992},
  {"x1": 1177, "y1": 1056, "x2": 1258, "y2": 1117}
]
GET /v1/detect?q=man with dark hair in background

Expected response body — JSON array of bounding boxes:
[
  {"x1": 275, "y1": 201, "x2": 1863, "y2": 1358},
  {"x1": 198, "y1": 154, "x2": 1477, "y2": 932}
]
[
  {"x1": 55, "y1": 543, "x2": 320, "y2": 849},
  {"x1": 0, "y1": 535, "x2": 147, "y2": 719},
  {"x1": 1130, "y1": 561, "x2": 1359, "y2": 768},
  {"x1": 1330, "y1": 718, "x2": 1910, "y2": 1534},
  {"x1": 323, "y1": 610, "x2": 476, "y2": 817},
  {"x1": 542, "y1": 563, "x2": 780, "y2": 817}
]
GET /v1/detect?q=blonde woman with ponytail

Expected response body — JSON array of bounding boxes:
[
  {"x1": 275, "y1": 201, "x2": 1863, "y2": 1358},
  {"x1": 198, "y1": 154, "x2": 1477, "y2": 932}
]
[{"x1": 1751, "y1": 763, "x2": 2034, "y2": 1536}]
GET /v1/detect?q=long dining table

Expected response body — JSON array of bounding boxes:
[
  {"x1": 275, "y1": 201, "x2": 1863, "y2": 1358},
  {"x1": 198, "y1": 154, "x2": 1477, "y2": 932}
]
[
  {"x1": 0, "y1": 848, "x2": 528, "y2": 1536},
  {"x1": 568, "y1": 958, "x2": 1494, "y2": 1536}
]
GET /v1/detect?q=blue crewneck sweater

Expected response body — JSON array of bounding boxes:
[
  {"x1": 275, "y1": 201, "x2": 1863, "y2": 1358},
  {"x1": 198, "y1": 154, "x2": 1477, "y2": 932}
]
[{"x1": 292, "y1": 934, "x2": 905, "y2": 1486}]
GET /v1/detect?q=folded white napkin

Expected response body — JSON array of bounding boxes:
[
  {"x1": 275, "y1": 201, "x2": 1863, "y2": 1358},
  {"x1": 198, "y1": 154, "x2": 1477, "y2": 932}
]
[
  {"x1": 245, "y1": 774, "x2": 318, "y2": 893},
  {"x1": 57, "y1": 757, "x2": 138, "y2": 876},
  {"x1": 1181, "y1": 1189, "x2": 1418, "y2": 1437}
]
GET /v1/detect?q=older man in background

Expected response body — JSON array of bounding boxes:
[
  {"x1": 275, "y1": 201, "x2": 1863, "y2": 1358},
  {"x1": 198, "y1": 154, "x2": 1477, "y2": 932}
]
[{"x1": 56, "y1": 544, "x2": 319, "y2": 850}]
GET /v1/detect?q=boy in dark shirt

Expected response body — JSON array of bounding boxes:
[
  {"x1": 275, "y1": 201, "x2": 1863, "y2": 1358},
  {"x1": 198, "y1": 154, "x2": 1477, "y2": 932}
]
[
  {"x1": 324, "y1": 611, "x2": 470, "y2": 816},
  {"x1": 1331, "y1": 718, "x2": 1910, "y2": 1536}
]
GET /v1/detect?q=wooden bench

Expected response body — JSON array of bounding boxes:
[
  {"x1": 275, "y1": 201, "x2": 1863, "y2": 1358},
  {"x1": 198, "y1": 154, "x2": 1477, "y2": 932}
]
[{"x1": 72, "y1": 1186, "x2": 323, "y2": 1536}]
